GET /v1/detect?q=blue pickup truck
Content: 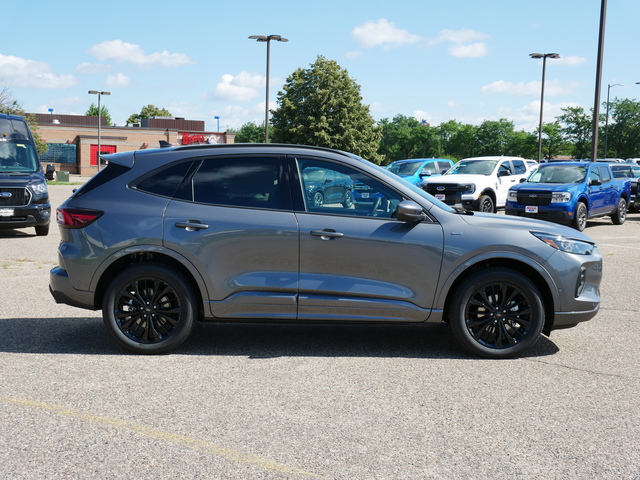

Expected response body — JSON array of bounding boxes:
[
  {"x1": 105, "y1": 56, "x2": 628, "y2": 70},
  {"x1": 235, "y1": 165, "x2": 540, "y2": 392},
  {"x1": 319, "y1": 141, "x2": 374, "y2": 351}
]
[{"x1": 505, "y1": 161, "x2": 630, "y2": 231}]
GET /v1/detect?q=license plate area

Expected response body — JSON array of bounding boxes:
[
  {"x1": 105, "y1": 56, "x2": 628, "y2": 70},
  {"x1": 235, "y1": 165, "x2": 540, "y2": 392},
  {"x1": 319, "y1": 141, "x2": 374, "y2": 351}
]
[
  {"x1": 525, "y1": 206, "x2": 539, "y2": 213},
  {"x1": 0, "y1": 208, "x2": 15, "y2": 217}
]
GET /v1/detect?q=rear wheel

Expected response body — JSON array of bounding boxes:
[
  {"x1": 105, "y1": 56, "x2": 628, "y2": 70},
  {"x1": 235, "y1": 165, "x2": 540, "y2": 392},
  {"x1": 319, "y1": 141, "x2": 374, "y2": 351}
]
[
  {"x1": 478, "y1": 195, "x2": 494, "y2": 213},
  {"x1": 102, "y1": 264, "x2": 196, "y2": 354},
  {"x1": 448, "y1": 267, "x2": 545, "y2": 358},
  {"x1": 611, "y1": 197, "x2": 627, "y2": 225}
]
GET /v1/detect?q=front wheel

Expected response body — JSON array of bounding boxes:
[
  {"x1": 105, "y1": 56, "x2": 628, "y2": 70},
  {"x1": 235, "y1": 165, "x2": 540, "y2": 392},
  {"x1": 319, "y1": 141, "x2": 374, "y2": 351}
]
[
  {"x1": 573, "y1": 202, "x2": 588, "y2": 231},
  {"x1": 611, "y1": 197, "x2": 627, "y2": 225},
  {"x1": 448, "y1": 267, "x2": 545, "y2": 358},
  {"x1": 102, "y1": 264, "x2": 196, "y2": 354},
  {"x1": 478, "y1": 195, "x2": 494, "y2": 213}
]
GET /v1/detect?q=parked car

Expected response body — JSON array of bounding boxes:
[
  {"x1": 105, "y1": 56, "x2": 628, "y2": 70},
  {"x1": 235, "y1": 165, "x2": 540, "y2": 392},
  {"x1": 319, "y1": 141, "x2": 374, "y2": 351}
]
[
  {"x1": 421, "y1": 156, "x2": 533, "y2": 213},
  {"x1": 609, "y1": 162, "x2": 640, "y2": 212},
  {"x1": 505, "y1": 162, "x2": 631, "y2": 231},
  {"x1": 50, "y1": 144, "x2": 602, "y2": 359},
  {"x1": 387, "y1": 158, "x2": 454, "y2": 187},
  {"x1": 626, "y1": 158, "x2": 640, "y2": 166},
  {"x1": 302, "y1": 166, "x2": 354, "y2": 208},
  {"x1": 0, "y1": 114, "x2": 50, "y2": 236}
]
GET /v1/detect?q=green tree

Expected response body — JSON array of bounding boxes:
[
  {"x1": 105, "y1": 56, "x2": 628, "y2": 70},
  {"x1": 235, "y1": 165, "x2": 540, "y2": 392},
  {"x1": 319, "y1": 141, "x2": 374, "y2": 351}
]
[
  {"x1": 0, "y1": 86, "x2": 48, "y2": 155},
  {"x1": 127, "y1": 104, "x2": 173, "y2": 125},
  {"x1": 234, "y1": 122, "x2": 269, "y2": 143},
  {"x1": 539, "y1": 122, "x2": 569, "y2": 159},
  {"x1": 271, "y1": 56, "x2": 383, "y2": 163},
  {"x1": 378, "y1": 115, "x2": 439, "y2": 163},
  {"x1": 557, "y1": 106, "x2": 592, "y2": 159},
  {"x1": 86, "y1": 103, "x2": 113, "y2": 127},
  {"x1": 474, "y1": 119, "x2": 517, "y2": 156},
  {"x1": 446, "y1": 123, "x2": 479, "y2": 160},
  {"x1": 607, "y1": 98, "x2": 640, "y2": 158}
]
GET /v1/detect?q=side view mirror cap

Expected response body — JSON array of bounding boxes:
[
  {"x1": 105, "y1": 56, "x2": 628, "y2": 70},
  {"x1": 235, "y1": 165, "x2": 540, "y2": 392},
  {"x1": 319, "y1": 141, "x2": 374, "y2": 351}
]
[{"x1": 395, "y1": 200, "x2": 426, "y2": 223}]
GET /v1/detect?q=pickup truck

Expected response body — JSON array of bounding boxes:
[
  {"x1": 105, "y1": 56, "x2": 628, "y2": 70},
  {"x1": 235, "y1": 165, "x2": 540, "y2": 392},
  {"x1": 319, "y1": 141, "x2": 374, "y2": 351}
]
[
  {"x1": 421, "y1": 156, "x2": 534, "y2": 213},
  {"x1": 505, "y1": 161, "x2": 631, "y2": 231}
]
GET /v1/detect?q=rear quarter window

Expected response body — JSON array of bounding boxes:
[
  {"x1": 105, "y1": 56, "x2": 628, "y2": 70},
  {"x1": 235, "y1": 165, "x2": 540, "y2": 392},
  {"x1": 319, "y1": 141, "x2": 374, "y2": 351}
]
[{"x1": 134, "y1": 161, "x2": 193, "y2": 198}]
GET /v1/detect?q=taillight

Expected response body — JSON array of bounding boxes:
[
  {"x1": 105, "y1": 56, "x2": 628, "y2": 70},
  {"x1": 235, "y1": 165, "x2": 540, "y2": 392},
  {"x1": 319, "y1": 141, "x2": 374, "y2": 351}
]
[{"x1": 56, "y1": 207, "x2": 104, "y2": 228}]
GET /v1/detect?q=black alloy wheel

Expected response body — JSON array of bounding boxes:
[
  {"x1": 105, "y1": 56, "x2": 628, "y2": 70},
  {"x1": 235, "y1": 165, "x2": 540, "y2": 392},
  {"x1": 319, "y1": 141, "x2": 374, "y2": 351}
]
[
  {"x1": 449, "y1": 267, "x2": 544, "y2": 358},
  {"x1": 611, "y1": 197, "x2": 627, "y2": 225},
  {"x1": 574, "y1": 202, "x2": 588, "y2": 231},
  {"x1": 103, "y1": 264, "x2": 196, "y2": 354}
]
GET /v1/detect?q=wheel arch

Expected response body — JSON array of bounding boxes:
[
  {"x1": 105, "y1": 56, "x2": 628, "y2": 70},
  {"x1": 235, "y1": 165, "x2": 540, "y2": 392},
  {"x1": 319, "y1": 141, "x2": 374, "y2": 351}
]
[
  {"x1": 441, "y1": 257, "x2": 556, "y2": 336},
  {"x1": 92, "y1": 248, "x2": 206, "y2": 318}
]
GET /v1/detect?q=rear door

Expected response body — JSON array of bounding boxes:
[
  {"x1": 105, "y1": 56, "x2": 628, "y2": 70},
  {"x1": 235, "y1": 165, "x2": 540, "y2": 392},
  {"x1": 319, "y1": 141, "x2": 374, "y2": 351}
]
[{"x1": 163, "y1": 154, "x2": 300, "y2": 319}]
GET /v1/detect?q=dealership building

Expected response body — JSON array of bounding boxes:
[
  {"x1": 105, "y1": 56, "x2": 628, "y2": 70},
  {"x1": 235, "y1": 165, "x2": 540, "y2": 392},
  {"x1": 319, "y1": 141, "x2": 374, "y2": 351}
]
[{"x1": 29, "y1": 113, "x2": 236, "y2": 177}]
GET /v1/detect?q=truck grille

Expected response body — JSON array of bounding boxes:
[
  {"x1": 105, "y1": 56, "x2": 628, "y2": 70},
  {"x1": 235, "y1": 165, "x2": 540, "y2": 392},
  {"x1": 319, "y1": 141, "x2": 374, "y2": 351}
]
[
  {"x1": 515, "y1": 191, "x2": 553, "y2": 206},
  {"x1": 423, "y1": 183, "x2": 466, "y2": 204},
  {"x1": 0, "y1": 187, "x2": 30, "y2": 207}
]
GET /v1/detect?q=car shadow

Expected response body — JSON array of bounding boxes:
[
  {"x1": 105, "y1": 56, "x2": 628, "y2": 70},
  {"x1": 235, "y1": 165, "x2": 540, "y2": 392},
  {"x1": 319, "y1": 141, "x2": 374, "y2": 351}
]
[{"x1": 0, "y1": 317, "x2": 560, "y2": 359}]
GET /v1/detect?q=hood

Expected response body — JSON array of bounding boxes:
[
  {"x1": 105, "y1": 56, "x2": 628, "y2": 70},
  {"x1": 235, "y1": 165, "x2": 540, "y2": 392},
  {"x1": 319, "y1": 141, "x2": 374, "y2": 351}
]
[
  {"x1": 425, "y1": 173, "x2": 492, "y2": 184},
  {"x1": 511, "y1": 182, "x2": 581, "y2": 192}
]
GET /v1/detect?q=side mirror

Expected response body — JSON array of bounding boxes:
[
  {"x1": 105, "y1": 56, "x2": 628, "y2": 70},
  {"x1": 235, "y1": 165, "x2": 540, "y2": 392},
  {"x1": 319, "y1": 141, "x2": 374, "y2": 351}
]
[
  {"x1": 589, "y1": 179, "x2": 602, "y2": 186},
  {"x1": 498, "y1": 170, "x2": 511, "y2": 177},
  {"x1": 395, "y1": 200, "x2": 426, "y2": 223},
  {"x1": 519, "y1": 178, "x2": 526, "y2": 183},
  {"x1": 419, "y1": 170, "x2": 433, "y2": 177}
]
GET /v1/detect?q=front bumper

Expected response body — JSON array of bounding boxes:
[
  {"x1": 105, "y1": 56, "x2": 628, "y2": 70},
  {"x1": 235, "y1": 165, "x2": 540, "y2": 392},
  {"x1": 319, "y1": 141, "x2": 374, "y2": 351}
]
[
  {"x1": 505, "y1": 205, "x2": 574, "y2": 226},
  {"x1": 0, "y1": 203, "x2": 51, "y2": 229}
]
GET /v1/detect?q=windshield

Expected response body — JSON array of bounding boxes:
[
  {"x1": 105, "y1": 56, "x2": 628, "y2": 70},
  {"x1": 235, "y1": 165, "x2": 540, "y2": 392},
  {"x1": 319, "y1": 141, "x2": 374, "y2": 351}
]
[
  {"x1": 0, "y1": 140, "x2": 40, "y2": 173},
  {"x1": 527, "y1": 165, "x2": 586, "y2": 184},
  {"x1": 388, "y1": 161, "x2": 422, "y2": 176},
  {"x1": 447, "y1": 160, "x2": 497, "y2": 175}
]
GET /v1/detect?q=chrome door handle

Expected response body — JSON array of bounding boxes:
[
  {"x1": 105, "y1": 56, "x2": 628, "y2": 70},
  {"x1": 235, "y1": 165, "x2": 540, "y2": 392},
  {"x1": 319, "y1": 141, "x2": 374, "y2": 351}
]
[
  {"x1": 310, "y1": 229, "x2": 344, "y2": 240},
  {"x1": 176, "y1": 220, "x2": 209, "y2": 231}
]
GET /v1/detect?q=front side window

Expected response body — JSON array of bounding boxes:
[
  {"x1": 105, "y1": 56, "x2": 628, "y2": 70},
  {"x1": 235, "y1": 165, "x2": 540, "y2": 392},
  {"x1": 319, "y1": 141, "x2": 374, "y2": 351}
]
[
  {"x1": 512, "y1": 160, "x2": 527, "y2": 174},
  {"x1": 297, "y1": 158, "x2": 403, "y2": 218}
]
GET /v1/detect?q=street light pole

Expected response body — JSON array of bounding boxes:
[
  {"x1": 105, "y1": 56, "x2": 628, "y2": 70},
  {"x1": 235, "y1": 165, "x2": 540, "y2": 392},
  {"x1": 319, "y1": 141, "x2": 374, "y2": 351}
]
[
  {"x1": 530, "y1": 53, "x2": 560, "y2": 161},
  {"x1": 604, "y1": 83, "x2": 622, "y2": 159},
  {"x1": 248, "y1": 35, "x2": 288, "y2": 143},
  {"x1": 88, "y1": 90, "x2": 111, "y2": 170}
]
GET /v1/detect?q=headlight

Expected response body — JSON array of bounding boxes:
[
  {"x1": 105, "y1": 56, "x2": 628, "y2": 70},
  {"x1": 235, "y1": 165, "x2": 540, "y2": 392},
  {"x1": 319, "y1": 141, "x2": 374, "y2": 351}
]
[
  {"x1": 551, "y1": 192, "x2": 571, "y2": 203},
  {"x1": 507, "y1": 190, "x2": 518, "y2": 202},
  {"x1": 531, "y1": 231, "x2": 595, "y2": 255},
  {"x1": 461, "y1": 184, "x2": 475, "y2": 194},
  {"x1": 30, "y1": 181, "x2": 48, "y2": 200}
]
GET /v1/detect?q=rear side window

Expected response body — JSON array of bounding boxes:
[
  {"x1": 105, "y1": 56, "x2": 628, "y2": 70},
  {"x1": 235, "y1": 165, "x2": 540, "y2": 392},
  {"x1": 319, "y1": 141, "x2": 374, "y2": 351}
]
[
  {"x1": 176, "y1": 156, "x2": 288, "y2": 210},
  {"x1": 135, "y1": 161, "x2": 193, "y2": 198},
  {"x1": 512, "y1": 160, "x2": 527, "y2": 174},
  {"x1": 598, "y1": 166, "x2": 612, "y2": 183}
]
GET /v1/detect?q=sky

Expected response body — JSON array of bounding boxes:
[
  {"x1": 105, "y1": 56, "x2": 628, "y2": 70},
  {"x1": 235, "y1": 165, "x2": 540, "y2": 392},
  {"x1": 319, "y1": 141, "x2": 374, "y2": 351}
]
[{"x1": 2, "y1": 0, "x2": 639, "y2": 134}]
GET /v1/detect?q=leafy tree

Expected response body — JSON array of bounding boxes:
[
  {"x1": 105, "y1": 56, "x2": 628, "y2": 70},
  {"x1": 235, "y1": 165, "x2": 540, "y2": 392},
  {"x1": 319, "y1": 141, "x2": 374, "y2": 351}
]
[
  {"x1": 557, "y1": 106, "x2": 592, "y2": 159},
  {"x1": 271, "y1": 55, "x2": 383, "y2": 163},
  {"x1": 86, "y1": 103, "x2": 113, "y2": 127},
  {"x1": 446, "y1": 123, "x2": 479, "y2": 160},
  {"x1": 378, "y1": 115, "x2": 439, "y2": 163},
  {"x1": 475, "y1": 119, "x2": 516, "y2": 156},
  {"x1": 127, "y1": 104, "x2": 172, "y2": 125},
  {"x1": 0, "y1": 86, "x2": 48, "y2": 154},
  {"x1": 234, "y1": 121, "x2": 269, "y2": 143},
  {"x1": 607, "y1": 98, "x2": 640, "y2": 158},
  {"x1": 539, "y1": 122, "x2": 569, "y2": 160}
]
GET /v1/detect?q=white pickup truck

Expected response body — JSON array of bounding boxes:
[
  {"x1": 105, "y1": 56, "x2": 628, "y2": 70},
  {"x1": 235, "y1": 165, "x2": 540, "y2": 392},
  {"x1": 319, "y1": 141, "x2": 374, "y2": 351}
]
[{"x1": 421, "y1": 156, "x2": 536, "y2": 212}]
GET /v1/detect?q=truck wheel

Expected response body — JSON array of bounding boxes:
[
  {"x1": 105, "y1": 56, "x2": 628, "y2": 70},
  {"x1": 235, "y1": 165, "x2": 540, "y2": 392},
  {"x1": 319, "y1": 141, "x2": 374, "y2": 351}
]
[
  {"x1": 573, "y1": 202, "x2": 587, "y2": 231},
  {"x1": 35, "y1": 224, "x2": 49, "y2": 236},
  {"x1": 478, "y1": 195, "x2": 494, "y2": 213},
  {"x1": 448, "y1": 267, "x2": 545, "y2": 358},
  {"x1": 611, "y1": 197, "x2": 627, "y2": 225}
]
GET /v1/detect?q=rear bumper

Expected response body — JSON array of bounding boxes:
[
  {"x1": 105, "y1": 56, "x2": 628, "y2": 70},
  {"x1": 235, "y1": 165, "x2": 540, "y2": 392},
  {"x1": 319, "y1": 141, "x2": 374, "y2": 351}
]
[{"x1": 49, "y1": 266, "x2": 97, "y2": 310}]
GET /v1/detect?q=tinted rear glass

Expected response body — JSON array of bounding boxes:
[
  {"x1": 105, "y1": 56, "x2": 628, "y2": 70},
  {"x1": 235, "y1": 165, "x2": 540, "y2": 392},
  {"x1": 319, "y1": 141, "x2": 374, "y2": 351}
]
[{"x1": 135, "y1": 161, "x2": 193, "y2": 198}]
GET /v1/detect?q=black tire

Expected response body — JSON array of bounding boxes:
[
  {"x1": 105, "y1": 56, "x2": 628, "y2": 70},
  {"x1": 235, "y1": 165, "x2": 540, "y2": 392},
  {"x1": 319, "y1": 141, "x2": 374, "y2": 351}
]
[
  {"x1": 611, "y1": 197, "x2": 627, "y2": 225},
  {"x1": 312, "y1": 191, "x2": 324, "y2": 207},
  {"x1": 102, "y1": 264, "x2": 196, "y2": 354},
  {"x1": 342, "y1": 189, "x2": 354, "y2": 208},
  {"x1": 573, "y1": 202, "x2": 588, "y2": 232},
  {"x1": 449, "y1": 267, "x2": 545, "y2": 358},
  {"x1": 478, "y1": 195, "x2": 494, "y2": 213},
  {"x1": 35, "y1": 224, "x2": 49, "y2": 236}
]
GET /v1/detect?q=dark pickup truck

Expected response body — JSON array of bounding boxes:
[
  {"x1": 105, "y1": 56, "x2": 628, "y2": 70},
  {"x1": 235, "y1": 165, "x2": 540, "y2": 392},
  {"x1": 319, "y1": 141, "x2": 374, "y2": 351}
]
[{"x1": 505, "y1": 161, "x2": 631, "y2": 231}]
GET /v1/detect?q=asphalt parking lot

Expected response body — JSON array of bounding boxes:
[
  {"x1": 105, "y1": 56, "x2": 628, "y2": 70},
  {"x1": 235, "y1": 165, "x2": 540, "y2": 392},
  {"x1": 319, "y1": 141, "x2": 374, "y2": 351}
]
[{"x1": 1, "y1": 183, "x2": 639, "y2": 479}]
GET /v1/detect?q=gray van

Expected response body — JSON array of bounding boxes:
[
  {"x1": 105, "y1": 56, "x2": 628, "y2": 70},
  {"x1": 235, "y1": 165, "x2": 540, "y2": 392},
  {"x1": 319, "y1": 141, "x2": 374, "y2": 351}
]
[{"x1": 0, "y1": 114, "x2": 51, "y2": 235}]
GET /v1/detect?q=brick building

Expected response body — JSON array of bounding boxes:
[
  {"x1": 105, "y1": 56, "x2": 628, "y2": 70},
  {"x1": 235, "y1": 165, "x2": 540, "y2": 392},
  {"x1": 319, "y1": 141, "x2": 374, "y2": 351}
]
[{"x1": 30, "y1": 114, "x2": 235, "y2": 176}]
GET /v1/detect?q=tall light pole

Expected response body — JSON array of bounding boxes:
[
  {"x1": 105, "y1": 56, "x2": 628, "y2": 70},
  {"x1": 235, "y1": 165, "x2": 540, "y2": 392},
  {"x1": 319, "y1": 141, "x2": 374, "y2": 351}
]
[
  {"x1": 591, "y1": 0, "x2": 607, "y2": 161},
  {"x1": 248, "y1": 35, "x2": 288, "y2": 143},
  {"x1": 604, "y1": 83, "x2": 622, "y2": 159},
  {"x1": 530, "y1": 53, "x2": 560, "y2": 161},
  {"x1": 88, "y1": 90, "x2": 110, "y2": 170}
]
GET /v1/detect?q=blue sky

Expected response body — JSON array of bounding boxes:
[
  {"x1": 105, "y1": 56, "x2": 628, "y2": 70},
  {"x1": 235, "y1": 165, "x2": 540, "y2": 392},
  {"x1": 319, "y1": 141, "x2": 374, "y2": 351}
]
[{"x1": 2, "y1": 0, "x2": 639, "y2": 133}]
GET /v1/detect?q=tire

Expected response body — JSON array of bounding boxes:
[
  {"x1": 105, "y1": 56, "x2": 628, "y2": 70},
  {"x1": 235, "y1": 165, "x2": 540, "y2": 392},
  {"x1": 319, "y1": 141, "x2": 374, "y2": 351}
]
[
  {"x1": 478, "y1": 195, "x2": 494, "y2": 213},
  {"x1": 573, "y1": 202, "x2": 588, "y2": 232},
  {"x1": 448, "y1": 267, "x2": 545, "y2": 358},
  {"x1": 611, "y1": 197, "x2": 627, "y2": 225},
  {"x1": 102, "y1": 264, "x2": 196, "y2": 354},
  {"x1": 312, "y1": 191, "x2": 324, "y2": 207},
  {"x1": 35, "y1": 224, "x2": 49, "y2": 236},
  {"x1": 342, "y1": 189, "x2": 354, "y2": 208}
]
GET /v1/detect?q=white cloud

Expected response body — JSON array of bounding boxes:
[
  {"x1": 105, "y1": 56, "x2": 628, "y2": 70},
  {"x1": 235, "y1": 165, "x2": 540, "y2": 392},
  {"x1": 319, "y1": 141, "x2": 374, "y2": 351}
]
[
  {"x1": 449, "y1": 42, "x2": 488, "y2": 58},
  {"x1": 352, "y1": 19, "x2": 422, "y2": 49},
  {"x1": 427, "y1": 29, "x2": 489, "y2": 58},
  {"x1": 76, "y1": 62, "x2": 111, "y2": 74},
  {"x1": 106, "y1": 73, "x2": 132, "y2": 87},
  {"x1": 87, "y1": 40, "x2": 194, "y2": 68},
  {"x1": 204, "y1": 72, "x2": 264, "y2": 102},
  {"x1": 481, "y1": 79, "x2": 580, "y2": 97},
  {"x1": 0, "y1": 54, "x2": 77, "y2": 89},
  {"x1": 553, "y1": 55, "x2": 587, "y2": 67}
]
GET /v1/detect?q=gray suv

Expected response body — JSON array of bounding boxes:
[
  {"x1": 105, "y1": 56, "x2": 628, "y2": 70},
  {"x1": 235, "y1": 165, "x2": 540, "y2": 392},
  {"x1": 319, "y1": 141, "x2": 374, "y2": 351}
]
[{"x1": 49, "y1": 144, "x2": 602, "y2": 358}]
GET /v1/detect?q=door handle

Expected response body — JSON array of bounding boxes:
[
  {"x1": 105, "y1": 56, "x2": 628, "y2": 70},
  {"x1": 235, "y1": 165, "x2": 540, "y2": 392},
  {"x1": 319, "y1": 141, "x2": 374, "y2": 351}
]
[
  {"x1": 176, "y1": 220, "x2": 209, "y2": 231},
  {"x1": 310, "y1": 229, "x2": 344, "y2": 240}
]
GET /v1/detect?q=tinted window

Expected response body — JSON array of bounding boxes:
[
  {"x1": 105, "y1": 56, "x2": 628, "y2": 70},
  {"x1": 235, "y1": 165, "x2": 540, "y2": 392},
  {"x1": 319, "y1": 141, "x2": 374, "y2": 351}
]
[
  {"x1": 512, "y1": 160, "x2": 527, "y2": 174},
  {"x1": 177, "y1": 156, "x2": 286, "y2": 210},
  {"x1": 297, "y1": 158, "x2": 403, "y2": 218},
  {"x1": 136, "y1": 161, "x2": 193, "y2": 197},
  {"x1": 498, "y1": 161, "x2": 512, "y2": 175},
  {"x1": 598, "y1": 166, "x2": 611, "y2": 182}
]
